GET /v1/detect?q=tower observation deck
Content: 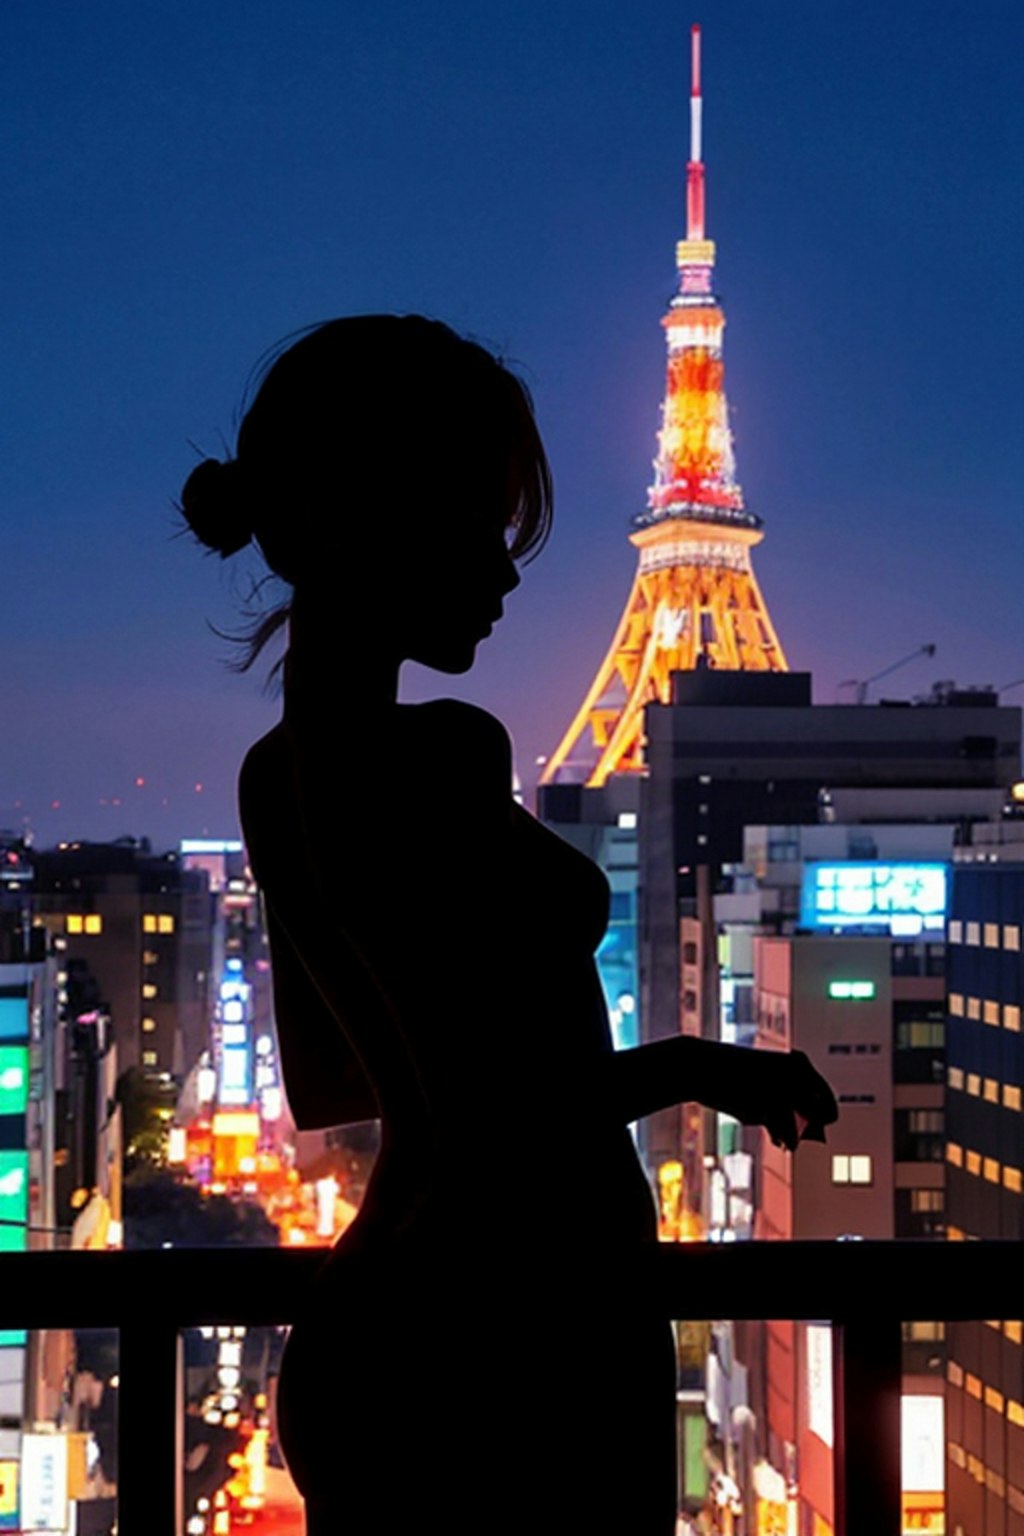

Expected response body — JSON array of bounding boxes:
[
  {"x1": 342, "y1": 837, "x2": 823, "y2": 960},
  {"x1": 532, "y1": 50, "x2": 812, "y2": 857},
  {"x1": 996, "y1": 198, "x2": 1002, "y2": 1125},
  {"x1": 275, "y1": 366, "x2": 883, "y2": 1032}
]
[{"x1": 542, "y1": 25, "x2": 787, "y2": 789}]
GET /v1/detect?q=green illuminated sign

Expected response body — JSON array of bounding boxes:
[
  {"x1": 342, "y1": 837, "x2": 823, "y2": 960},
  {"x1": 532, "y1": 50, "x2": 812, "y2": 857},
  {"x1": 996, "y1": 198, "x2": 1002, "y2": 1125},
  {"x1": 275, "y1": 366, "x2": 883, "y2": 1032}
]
[
  {"x1": 0, "y1": 1152, "x2": 28, "y2": 1253},
  {"x1": 828, "y1": 980, "x2": 876, "y2": 1000},
  {"x1": 0, "y1": 1048, "x2": 28, "y2": 1117}
]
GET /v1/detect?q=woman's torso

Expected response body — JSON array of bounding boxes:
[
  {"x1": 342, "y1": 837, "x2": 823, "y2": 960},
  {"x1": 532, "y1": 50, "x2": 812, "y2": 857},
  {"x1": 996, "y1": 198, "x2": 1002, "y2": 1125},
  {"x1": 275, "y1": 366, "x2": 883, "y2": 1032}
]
[{"x1": 239, "y1": 702, "x2": 657, "y2": 1254}]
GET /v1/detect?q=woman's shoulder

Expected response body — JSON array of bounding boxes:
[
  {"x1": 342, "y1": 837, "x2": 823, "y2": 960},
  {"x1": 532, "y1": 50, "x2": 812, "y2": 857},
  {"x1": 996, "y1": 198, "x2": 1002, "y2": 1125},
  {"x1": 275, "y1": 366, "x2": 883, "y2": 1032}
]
[
  {"x1": 238, "y1": 703, "x2": 513, "y2": 826},
  {"x1": 410, "y1": 699, "x2": 511, "y2": 756}
]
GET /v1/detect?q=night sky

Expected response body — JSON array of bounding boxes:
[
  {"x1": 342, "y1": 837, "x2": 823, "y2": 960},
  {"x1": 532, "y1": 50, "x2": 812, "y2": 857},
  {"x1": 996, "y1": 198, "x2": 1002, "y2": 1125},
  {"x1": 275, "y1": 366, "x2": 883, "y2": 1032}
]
[{"x1": 3, "y1": 0, "x2": 1022, "y2": 849}]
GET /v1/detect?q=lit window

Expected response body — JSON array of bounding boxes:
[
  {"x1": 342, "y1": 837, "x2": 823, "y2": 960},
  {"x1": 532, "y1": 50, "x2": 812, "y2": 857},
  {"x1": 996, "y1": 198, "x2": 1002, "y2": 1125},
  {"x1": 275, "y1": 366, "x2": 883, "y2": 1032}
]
[
  {"x1": 948, "y1": 919, "x2": 963, "y2": 944},
  {"x1": 909, "y1": 1191, "x2": 943, "y2": 1214},
  {"x1": 947, "y1": 1360, "x2": 964, "y2": 1386},
  {"x1": 966, "y1": 1150, "x2": 981, "y2": 1177},
  {"x1": 966, "y1": 922, "x2": 980, "y2": 946},
  {"x1": 947, "y1": 1143, "x2": 963, "y2": 1167},
  {"x1": 616, "y1": 812, "x2": 637, "y2": 830},
  {"x1": 984, "y1": 1000, "x2": 1000, "y2": 1026},
  {"x1": 985, "y1": 1386, "x2": 1004, "y2": 1413},
  {"x1": 1004, "y1": 1166, "x2": 1023, "y2": 1194},
  {"x1": 1006, "y1": 1321, "x2": 1023, "y2": 1344},
  {"x1": 984, "y1": 1078, "x2": 999, "y2": 1103},
  {"x1": 983, "y1": 1157, "x2": 1001, "y2": 1183},
  {"x1": 84, "y1": 914, "x2": 102, "y2": 935},
  {"x1": 143, "y1": 950, "x2": 159, "y2": 966},
  {"x1": 142, "y1": 1017, "x2": 156, "y2": 1033},
  {"x1": 1005, "y1": 925, "x2": 1021, "y2": 951},
  {"x1": 1004, "y1": 1085, "x2": 1022, "y2": 1112},
  {"x1": 967, "y1": 1074, "x2": 981, "y2": 1096},
  {"x1": 832, "y1": 1154, "x2": 872, "y2": 1185},
  {"x1": 948, "y1": 1066, "x2": 964, "y2": 1090},
  {"x1": 965, "y1": 1373, "x2": 982, "y2": 1400},
  {"x1": 966, "y1": 997, "x2": 981, "y2": 1020},
  {"x1": 984, "y1": 923, "x2": 1000, "y2": 949},
  {"x1": 158, "y1": 914, "x2": 175, "y2": 934},
  {"x1": 1008, "y1": 1399, "x2": 1024, "y2": 1427},
  {"x1": 66, "y1": 915, "x2": 84, "y2": 934},
  {"x1": 142, "y1": 984, "x2": 157, "y2": 1000},
  {"x1": 142, "y1": 1050, "x2": 158, "y2": 1067},
  {"x1": 1005, "y1": 1006, "x2": 1021, "y2": 1033},
  {"x1": 143, "y1": 915, "x2": 157, "y2": 934},
  {"x1": 949, "y1": 993, "x2": 964, "y2": 1016}
]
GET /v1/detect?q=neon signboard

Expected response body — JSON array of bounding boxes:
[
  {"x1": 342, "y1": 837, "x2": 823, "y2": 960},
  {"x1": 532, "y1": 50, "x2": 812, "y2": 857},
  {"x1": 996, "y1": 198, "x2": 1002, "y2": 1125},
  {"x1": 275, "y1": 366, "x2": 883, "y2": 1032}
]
[
  {"x1": 828, "y1": 981, "x2": 876, "y2": 1001},
  {"x1": 0, "y1": 1048, "x2": 28, "y2": 1117},
  {"x1": 801, "y1": 863, "x2": 948, "y2": 936},
  {"x1": 0, "y1": 999, "x2": 28, "y2": 1043},
  {"x1": 217, "y1": 960, "x2": 253, "y2": 1107},
  {"x1": 0, "y1": 1153, "x2": 28, "y2": 1253}
]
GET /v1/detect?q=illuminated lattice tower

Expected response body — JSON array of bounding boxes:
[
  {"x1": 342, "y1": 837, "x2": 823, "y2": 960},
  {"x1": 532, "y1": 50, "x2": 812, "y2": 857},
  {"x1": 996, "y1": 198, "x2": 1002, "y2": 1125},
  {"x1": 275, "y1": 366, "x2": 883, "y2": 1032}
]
[{"x1": 542, "y1": 26, "x2": 787, "y2": 789}]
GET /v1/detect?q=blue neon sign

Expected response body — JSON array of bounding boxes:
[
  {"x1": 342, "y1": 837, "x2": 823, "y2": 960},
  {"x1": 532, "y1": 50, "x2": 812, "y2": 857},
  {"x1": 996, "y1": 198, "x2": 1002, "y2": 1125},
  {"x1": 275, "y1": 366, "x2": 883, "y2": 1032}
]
[{"x1": 801, "y1": 862, "x2": 948, "y2": 935}]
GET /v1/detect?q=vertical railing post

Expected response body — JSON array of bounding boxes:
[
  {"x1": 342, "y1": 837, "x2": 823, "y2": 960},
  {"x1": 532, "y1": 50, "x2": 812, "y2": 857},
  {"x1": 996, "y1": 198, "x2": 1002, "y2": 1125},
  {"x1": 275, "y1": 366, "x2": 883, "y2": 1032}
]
[
  {"x1": 118, "y1": 1319, "x2": 182, "y2": 1536},
  {"x1": 833, "y1": 1315, "x2": 901, "y2": 1536}
]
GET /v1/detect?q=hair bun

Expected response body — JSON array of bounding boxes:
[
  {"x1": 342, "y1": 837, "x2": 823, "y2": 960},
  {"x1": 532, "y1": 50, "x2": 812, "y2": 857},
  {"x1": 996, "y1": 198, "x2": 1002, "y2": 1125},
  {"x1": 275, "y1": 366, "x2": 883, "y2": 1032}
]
[{"x1": 181, "y1": 457, "x2": 251, "y2": 558}]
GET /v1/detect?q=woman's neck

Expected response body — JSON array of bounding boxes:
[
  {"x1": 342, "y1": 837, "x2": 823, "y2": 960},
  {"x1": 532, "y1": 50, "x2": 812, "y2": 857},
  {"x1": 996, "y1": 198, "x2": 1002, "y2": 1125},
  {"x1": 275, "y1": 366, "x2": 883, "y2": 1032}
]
[{"x1": 282, "y1": 594, "x2": 402, "y2": 725}]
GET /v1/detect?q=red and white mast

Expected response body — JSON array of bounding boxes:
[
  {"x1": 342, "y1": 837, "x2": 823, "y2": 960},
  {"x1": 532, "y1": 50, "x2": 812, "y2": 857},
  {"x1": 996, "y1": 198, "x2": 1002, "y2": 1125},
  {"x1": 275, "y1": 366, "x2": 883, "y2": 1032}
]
[{"x1": 686, "y1": 24, "x2": 705, "y2": 241}]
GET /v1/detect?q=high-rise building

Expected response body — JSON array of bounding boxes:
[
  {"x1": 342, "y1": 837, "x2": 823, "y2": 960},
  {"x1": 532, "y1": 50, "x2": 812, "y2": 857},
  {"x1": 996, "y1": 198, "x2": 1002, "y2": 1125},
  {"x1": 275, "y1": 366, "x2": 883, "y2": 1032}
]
[
  {"x1": 541, "y1": 25, "x2": 786, "y2": 792},
  {"x1": 636, "y1": 673, "x2": 1019, "y2": 1177},
  {"x1": 942, "y1": 855, "x2": 1024, "y2": 1533},
  {"x1": 30, "y1": 838, "x2": 213, "y2": 1081}
]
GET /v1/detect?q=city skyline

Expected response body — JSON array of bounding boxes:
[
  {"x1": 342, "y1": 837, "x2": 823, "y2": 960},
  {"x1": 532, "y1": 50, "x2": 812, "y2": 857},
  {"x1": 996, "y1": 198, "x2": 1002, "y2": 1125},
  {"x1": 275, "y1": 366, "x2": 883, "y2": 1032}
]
[{"x1": 3, "y1": 0, "x2": 1022, "y2": 847}]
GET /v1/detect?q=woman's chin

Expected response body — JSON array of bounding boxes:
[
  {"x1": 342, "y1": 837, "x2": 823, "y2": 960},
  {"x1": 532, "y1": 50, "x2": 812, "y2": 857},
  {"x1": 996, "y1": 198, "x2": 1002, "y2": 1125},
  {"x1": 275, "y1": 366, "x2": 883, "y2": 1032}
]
[{"x1": 411, "y1": 640, "x2": 479, "y2": 675}]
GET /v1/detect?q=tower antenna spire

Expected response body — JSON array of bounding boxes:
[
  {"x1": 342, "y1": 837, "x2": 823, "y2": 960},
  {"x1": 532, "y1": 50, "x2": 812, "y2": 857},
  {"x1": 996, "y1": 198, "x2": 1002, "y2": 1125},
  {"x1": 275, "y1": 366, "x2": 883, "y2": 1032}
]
[
  {"x1": 686, "y1": 23, "x2": 705, "y2": 241},
  {"x1": 540, "y1": 22, "x2": 788, "y2": 788}
]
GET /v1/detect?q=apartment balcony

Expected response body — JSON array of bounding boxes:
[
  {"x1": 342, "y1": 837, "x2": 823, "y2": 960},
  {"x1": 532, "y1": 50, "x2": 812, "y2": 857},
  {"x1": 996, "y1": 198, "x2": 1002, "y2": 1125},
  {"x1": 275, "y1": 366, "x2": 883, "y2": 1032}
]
[{"x1": 5, "y1": 1237, "x2": 1017, "y2": 1535}]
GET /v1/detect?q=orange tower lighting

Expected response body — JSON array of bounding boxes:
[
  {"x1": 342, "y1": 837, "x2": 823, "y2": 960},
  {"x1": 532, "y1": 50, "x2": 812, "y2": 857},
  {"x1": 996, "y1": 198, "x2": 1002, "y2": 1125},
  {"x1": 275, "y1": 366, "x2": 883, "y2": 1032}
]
[{"x1": 542, "y1": 24, "x2": 787, "y2": 789}]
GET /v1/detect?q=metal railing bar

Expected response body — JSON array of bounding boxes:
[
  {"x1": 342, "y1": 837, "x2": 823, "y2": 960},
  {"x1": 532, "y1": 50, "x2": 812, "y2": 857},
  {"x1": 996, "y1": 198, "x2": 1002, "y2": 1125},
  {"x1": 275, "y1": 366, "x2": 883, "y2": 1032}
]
[
  {"x1": 2, "y1": 1240, "x2": 1021, "y2": 1325},
  {"x1": 834, "y1": 1317, "x2": 902, "y2": 1536}
]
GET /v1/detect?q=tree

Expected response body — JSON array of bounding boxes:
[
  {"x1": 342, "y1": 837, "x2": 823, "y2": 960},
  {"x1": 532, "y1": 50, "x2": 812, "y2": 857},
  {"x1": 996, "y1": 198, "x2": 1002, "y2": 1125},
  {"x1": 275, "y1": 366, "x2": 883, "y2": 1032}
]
[
  {"x1": 116, "y1": 1067, "x2": 177, "y2": 1173},
  {"x1": 122, "y1": 1169, "x2": 279, "y2": 1249}
]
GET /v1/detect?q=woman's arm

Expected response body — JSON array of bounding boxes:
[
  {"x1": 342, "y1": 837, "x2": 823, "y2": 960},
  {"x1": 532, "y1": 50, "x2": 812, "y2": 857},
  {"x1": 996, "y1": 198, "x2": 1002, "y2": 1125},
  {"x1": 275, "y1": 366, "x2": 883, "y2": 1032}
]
[
  {"x1": 262, "y1": 897, "x2": 379, "y2": 1129},
  {"x1": 597, "y1": 1036, "x2": 838, "y2": 1150}
]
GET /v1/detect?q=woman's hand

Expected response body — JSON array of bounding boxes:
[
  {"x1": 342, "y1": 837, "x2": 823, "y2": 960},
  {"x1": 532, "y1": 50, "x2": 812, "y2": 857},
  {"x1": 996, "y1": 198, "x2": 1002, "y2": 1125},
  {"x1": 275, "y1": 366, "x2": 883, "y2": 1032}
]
[{"x1": 719, "y1": 1048, "x2": 838, "y2": 1152}]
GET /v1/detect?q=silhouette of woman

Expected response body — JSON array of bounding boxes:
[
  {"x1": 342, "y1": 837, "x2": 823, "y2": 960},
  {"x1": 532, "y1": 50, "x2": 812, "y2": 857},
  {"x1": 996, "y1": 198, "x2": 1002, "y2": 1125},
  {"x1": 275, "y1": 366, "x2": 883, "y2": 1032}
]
[{"x1": 182, "y1": 315, "x2": 837, "y2": 1535}]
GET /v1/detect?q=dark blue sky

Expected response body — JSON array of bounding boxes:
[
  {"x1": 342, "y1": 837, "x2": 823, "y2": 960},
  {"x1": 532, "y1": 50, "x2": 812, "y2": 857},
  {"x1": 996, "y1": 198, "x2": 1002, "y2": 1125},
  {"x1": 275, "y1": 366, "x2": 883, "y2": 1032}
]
[{"x1": 3, "y1": 0, "x2": 1022, "y2": 847}]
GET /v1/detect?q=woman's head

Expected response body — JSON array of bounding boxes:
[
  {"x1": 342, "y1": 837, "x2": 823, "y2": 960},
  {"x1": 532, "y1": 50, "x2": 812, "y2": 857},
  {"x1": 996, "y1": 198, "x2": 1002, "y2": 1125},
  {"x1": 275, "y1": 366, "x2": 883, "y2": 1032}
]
[{"x1": 181, "y1": 315, "x2": 552, "y2": 673}]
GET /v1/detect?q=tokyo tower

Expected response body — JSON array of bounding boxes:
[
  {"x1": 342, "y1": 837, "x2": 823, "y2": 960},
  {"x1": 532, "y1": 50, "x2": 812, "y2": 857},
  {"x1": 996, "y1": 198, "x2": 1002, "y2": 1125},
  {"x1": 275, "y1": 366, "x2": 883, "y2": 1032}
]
[{"x1": 542, "y1": 25, "x2": 787, "y2": 789}]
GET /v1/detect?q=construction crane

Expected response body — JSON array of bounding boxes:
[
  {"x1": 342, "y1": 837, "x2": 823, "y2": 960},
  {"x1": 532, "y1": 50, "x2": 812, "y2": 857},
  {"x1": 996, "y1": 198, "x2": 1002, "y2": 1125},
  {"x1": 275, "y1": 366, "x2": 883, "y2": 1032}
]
[{"x1": 837, "y1": 643, "x2": 937, "y2": 705}]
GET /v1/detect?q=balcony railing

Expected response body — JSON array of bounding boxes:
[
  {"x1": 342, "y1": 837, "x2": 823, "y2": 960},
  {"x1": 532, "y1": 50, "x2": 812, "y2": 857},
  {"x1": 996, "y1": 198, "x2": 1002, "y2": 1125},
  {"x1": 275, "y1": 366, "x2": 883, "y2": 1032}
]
[{"x1": 5, "y1": 1239, "x2": 1019, "y2": 1535}]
